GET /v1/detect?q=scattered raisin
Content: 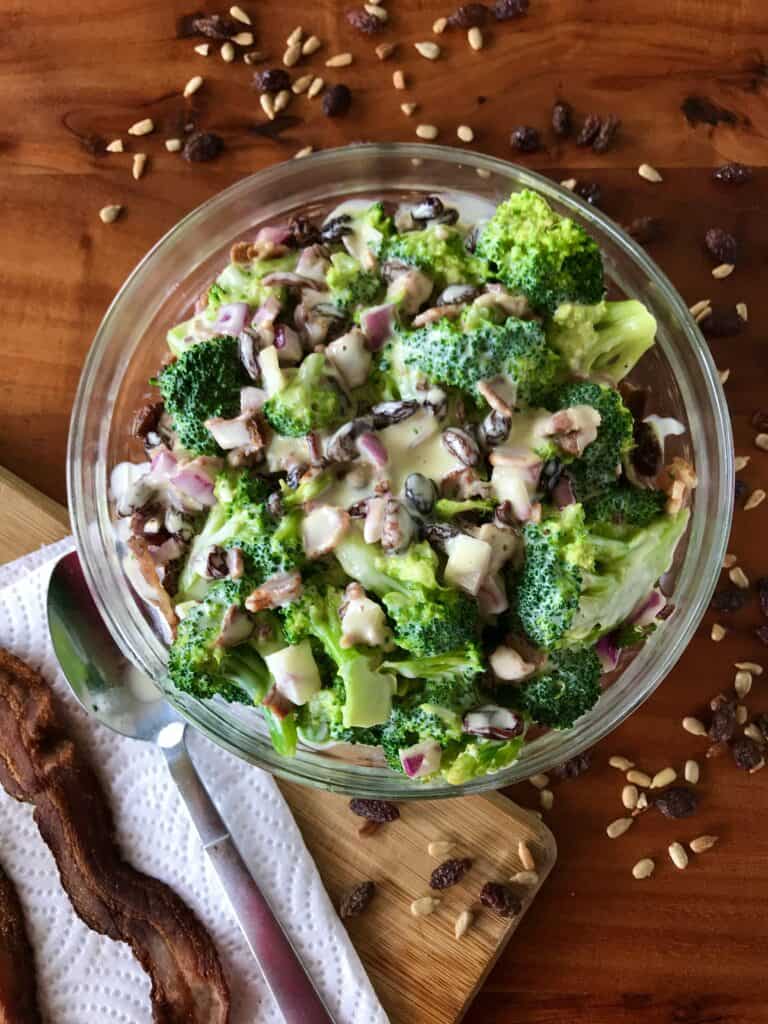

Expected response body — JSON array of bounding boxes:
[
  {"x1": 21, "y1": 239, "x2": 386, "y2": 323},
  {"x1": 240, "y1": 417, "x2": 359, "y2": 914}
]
[
  {"x1": 131, "y1": 402, "x2": 163, "y2": 440},
  {"x1": 493, "y1": 0, "x2": 529, "y2": 20},
  {"x1": 192, "y1": 13, "x2": 240, "y2": 39},
  {"x1": 346, "y1": 7, "x2": 385, "y2": 33},
  {"x1": 751, "y1": 410, "x2": 768, "y2": 433},
  {"x1": 699, "y1": 306, "x2": 744, "y2": 338},
  {"x1": 630, "y1": 421, "x2": 662, "y2": 477},
  {"x1": 510, "y1": 125, "x2": 540, "y2": 153},
  {"x1": 756, "y1": 625, "x2": 768, "y2": 646},
  {"x1": 757, "y1": 577, "x2": 768, "y2": 617},
  {"x1": 253, "y1": 68, "x2": 292, "y2": 94},
  {"x1": 183, "y1": 131, "x2": 224, "y2": 163},
  {"x1": 480, "y1": 882, "x2": 521, "y2": 917},
  {"x1": 731, "y1": 735, "x2": 764, "y2": 771},
  {"x1": 574, "y1": 181, "x2": 602, "y2": 206},
  {"x1": 735, "y1": 479, "x2": 749, "y2": 503},
  {"x1": 288, "y1": 215, "x2": 320, "y2": 248},
  {"x1": 554, "y1": 750, "x2": 592, "y2": 779},
  {"x1": 712, "y1": 162, "x2": 753, "y2": 185},
  {"x1": 576, "y1": 113, "x2": 602, "y2": 147},
  {"x1": 627, "y1": 216, "x2": 664, "y2": 245},
  {"x1": 430, "y1": 858, "x2": 472, "y2": 890},
  {"x1": 447, "y1": 3, "x2": 489, "y2": 27},
  {"x1": 339, "y1": 880, "x2": 375, "y2": 918},
  {"x1": 349, "y1": 798, "x2": 400, "y2": 823},
  {"x1": 653, "y1": 785, "x2": 699, "y2": 819},
  {"x1": 710, "y1": 588, "x2": 749, "y2": 613},
  {"x1": 551, "y1": 101, "x2": 572, "y2": 138},
  {"x1": 323, "y1": 84, "x2": 352, "y2": 117},
  {"x1": 592, "y1": 114, "x2": 620, "y2": 153},
  {"x1": 704, "y1": 227, "x2": 737, "y2": 264},
  {"x1": 709, "y1": 698, "x2": 737, "y2": 743}
]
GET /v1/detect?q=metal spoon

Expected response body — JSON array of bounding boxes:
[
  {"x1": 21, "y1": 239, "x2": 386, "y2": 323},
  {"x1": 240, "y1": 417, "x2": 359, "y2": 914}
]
[{"x1": 47, "y1": 549, "x2": 333, "y2": 1024}]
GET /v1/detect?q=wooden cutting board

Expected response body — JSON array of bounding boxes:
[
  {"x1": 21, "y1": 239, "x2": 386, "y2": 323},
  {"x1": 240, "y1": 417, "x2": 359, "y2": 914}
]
[{"x1": 0, "y1": 464, "x2": 556, "y2": 1024}]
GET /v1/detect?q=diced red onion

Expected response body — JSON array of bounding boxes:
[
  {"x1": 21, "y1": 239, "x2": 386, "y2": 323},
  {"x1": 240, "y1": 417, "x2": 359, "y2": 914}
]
[
  {"x1": 477, "y1": 574, "x2": 509, "y2": 615},
  {"x1": 399, "y1": 740, "x2": 442, "y2": 779},
  {"x1": 357, "y1": 431, "x2": 389, "y2": 467},
  {"x1": 552, "y1": 475, "x2": 576, "y2": 509},
  {"x1": 204, "y1": 413, "x2": 255, "y2": 451},
  {"x1": 462, "y1": 705, "x2": 523, "y2": 741},
  {"x1": 149, "y1": 537, "x2": 185, "y2": 566},
  {"x1": 360, "y1": 303, "x2": 395, "y2": 351},
  {"x1": 273, "y1": 323, "x2": 303, "y2": 363},
  {"x1": 149, "y1": 449, "x2": 178, "y2": 482},
  {"x1": 596, "y1": 634, "x2": 620, "y2": 672},
  {"x1": 630, "y1": 588, "x2": 667, "y2": 628},
  {"x1": 255, "y1": 223, "x2": 292, "y2": 246},
  {"x1": 214, "y1": 302, "x2": 250, "y2": 336},
  {"x1": 241, "y1": 386, "x2": 267, "y2": 412},
  {"x1": 170, "y1": 460, "x2": 218, "y2": 507}
]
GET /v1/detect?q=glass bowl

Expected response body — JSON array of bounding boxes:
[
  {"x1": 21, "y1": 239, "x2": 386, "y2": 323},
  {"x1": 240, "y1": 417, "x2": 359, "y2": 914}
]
[{"x1": 68, "y1": 143, "x2": 732, "y2": 798}]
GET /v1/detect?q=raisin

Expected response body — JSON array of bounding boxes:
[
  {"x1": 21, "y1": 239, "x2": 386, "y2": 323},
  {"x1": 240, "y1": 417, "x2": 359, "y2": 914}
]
[
  {"x1": 554, "y1": 750, "x2": 592, "y2": 779},
  {"x1": 339, "y1": 880, "x2": 375, "y2": 918},
  {"x1": 751, "y1": 410, "x2": 768, "y2": 433},
  {"x1": 447, "y1": 3, "x2": 489, "y2": 27},
  {"x1": 735, "y1": 479, "x2": 749, "y2": 503},
  {"x1": 754, "y1": 713, "x2": 768, "y2": 742},
  {"x1": 479, "y1": 882, "x2": 521, "y2": 917},
  {"x1": 510, "y1": 125, "x2": 540, "y2": 153},
  {"x1": 346, "y1": 7, "x2": 385, "y2": 34},
  {"x1": 576, "y1": 114, "x2": 602, "y2": 146},
  {"x1": 323, "y1": 84, "x2": 352, "y2": 117},
  {"x1": 704, "y1": 227, "x2": 738, "y2": 264},
  {"x1": 619, "y1": 380, "x2": 649, "y2": 420},
  {"x1": 731, "y1": 736, "x2": 764, "y2": 771},
  {"x1": 592, "y1": 114, "x2": 620, "y2": 153},
  {"x1": 627, "y1": 216, "x2": 664, "y2": 245},
  {"x1": 422, "y1": 520, "x2": 460, "y2": 551},
  {"x1": 430, "y1": 857, "x2": 472, "y2": 890},
  {"x1": 192, "y1": 13, "x2": 240, "y2": 39},
  {"x1": 699, "y1": 306, "x2": 743, "y2": 338},
  {"x1": 320, "y1": 215, "x2": 353, "y2": 243},
  {"x1": 131, "y1": 402, "x2": 164, "y2": 440},
  {"x1": 349, "y1": 798, "x2": 400, "y2": 823},
  {"x1": 493, "y1": 0, "x2": 529, "y2": 20},
  {"x1": 551, "y1": 101, "x2": 572, "y2": 138},
  {"x1": 574, "y1": 181, "x2": 602, "y2": 206},
  {"x1": 709, "y1": 700, "x2": 737, "y2": 743},
  {"x1": 653, "y1": 786, "x2": 698, "y2": 819},
  {"x1": 183, "y1": 131, "x2": 224, "y2": 162},
  {"x1": 757, "y1": 577, "x2": 768, "y2": 617},
  {"x1": 710, "y1": 588, "x2": 748, "y2": 613},
  {"x1": 631, "y1": 421, "x2": 662, "y2": 477},
  {"x1": 756, "y1": 625, "x2": 768, "y2": 646},
  {"x1": 288, "y1": 215, "x2": 320, "y2": 248},
  {"x1": 253, "y1": 68, "x2": 292, "y2": 94},
  {"x1": 712, "y1": 162, "x2": 753, "y2": 185}
]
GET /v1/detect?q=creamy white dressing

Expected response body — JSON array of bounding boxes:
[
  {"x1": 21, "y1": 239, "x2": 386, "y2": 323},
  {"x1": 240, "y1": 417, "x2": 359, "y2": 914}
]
[{"x1": 265, "y1": 434, "x2": 310, "y2": 473}]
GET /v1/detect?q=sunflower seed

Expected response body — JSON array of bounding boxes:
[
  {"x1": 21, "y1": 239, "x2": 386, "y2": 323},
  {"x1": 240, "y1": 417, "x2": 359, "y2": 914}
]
[
  {"x1": 292, "y1": 74, "x2": 313, "y2": 94},
  {"x1": 194, "y1": 43, "x2": 211, "y2": 56},
  {"x1": 128, "y1": 118, "x2": 154, "y2": 136},
  {"x1": 688, "y1": 299, "x2": 711, "y2": 317},
  {"x1": 626, "y1": 770, "x2": 651, "y2": 787},
  {"x1": 684, "y1": 760, "x2": 700, "y2": 784},
  {"x1": 476, "y1": 167, "x2": 491, "y2": 178},
  {"x1": 131, "y1": 153, "x2": 147, "y2": 180},
  {"x1": 221, "y1": 41, "x2": 236, "y2": 62},
  {"x1": 606, "y1": 817, "x2": 634, "y2": 839},
  {"x1": 307, "y1": 77, "x2": 325, "y2": 98},
  {"x1": 273, "y1": 89, "x2": 291, "y2": 113},
  {"x1": 622, "y1": 784, "x2": 639, "y2": 810},
  {"x1": 689, "y1": 834, "x2": 719, "y2": 854},
  {"x1": 302, "y1": 35, "x2": 321, "y2": 55},
  {"x1": 609, "y1": 756, "x2": 634, "y2": 771},
  {"x1": 325, "y1": 52, "x2": 353, "y2": 67},
  {"x1": 433, "y1": 16, "x2": 448, "y2": 32},
  {"x1": 735, "y1": 670, "x2": 753, "y2": 698},
  {"x1": 416, "y1": 124, "x2": 439, "y2": 140},
  {"x1": 638, "y1": 162, "x2": 663, "y2": 183},
  {"x1": 539, "y1": 788, "x2": 554, "y2": 810},
  {"x1": 410, "y1": 896, "x2": 440, "y2": 917},
  {"x1": 393, "y1": 69, "x2": 406, "y2": 89},
  {"x1": 428, "y1": 840, "x2": 455, "y2": 858},
  {"x1": 682, "y1": 716, "x2": 707, "y2": 736},
  {"x1": 183, "y1": 75, "x2": 204, "y2": 97},
  {"x1": 651, "y1": 767, "x2": 677, "y2": 789},
  {"x1": 735, "y1": 662, "x2": 763, "y2": 674},
  {"x1": 633, "y1": 792, "x2": 649, "y2": 815},
  {"x1": 529, "y1": 773, "x2": 549, "y2": 789},
  {"x1": 375, "y1": 41, "x2": 396, "y2": 59},
  {"x1": 632, "y1": 858, "x2": 655, "y2": 879},
  {"x1": 518, "y1": 840, "x2": 535, "y2": 871},
  {"x1": 229, "y1": 5, "x2": 251, "y2": 24},
  {"x1": 736, "y1": 703, "x2": 749, "y2": 726},
  {"x1": 745, "y1": 723, "x2": 765, "y2": 744},
  {"x1": 729, "y1": 566, "x2": 750, "y2": 589},
  {"x1": 286, "y1": 25, "x2": 303, "y2": 46},
  {"x1": 734, "y1": 455, "x2": 750, "y2": 471},
  {"x1": 560, "y1": 177, "x2": 577, "y2": 190},
  {"x1": 457, "y1": 124, "x2": 474, "y2": 142},
  {"x1": 668, "y1": 841, "x2": 689, "y2": 870},
  {"x1": 293, "y1": 145, "x2": 314, "y2": 159},
  {"x1": 454, "y1": 908, "x2": 473, "y2": 939},
  {"x1": 232, "y1": 31, "x2": 254, "y2": 45},
  {"x1": 694, "y1": 304, "x2": 713, "y2": 324},
  {"x1": 400, "y1": 102, "x2": 417, "y2": 116},
  {"x1": 712, "y1": 262, "x2": 735, "y2": 279},
  {"x1": 736, "y1": 301, "x2": 748, "y2": 321},
  {"x1": 106, "y1": 139, "x2": 124, "y2": 153},
  {"x1": 711, "y1": 623, "x2": 726, "y2": 641},
  {"x1": 284, "y1": 43, "x2": 302, "y2": 66},
  {"x1": 260, "y1": 93, "x2": 275, "y2": 119},
  {"x1": 414, "y1": 41, "x2": 441, "y2": 59},
  {"x1": 467, "y1": 26, "x2": 483, "y2": 49},
  {"x1": 756, "y1": 434, "x2": 768, "y2": 451},
  {"x1": 243, "y1": 49, "x2": 266, "y2": 64},
  {"x1": 365, "y1": 3, "x2": 388, "y2": 19},
  {"x1": 745, "y1": 488, "x2": 766, "y2": 510},
  {"x1": 98, "y1": 204, "x2": 122, "y2": 224},
  {"x1": 722, "y1": 552, "x2": 738, "y2": 569},
  {"x1": 511, "y1": 870, "x2": 539, "y2": 885}
]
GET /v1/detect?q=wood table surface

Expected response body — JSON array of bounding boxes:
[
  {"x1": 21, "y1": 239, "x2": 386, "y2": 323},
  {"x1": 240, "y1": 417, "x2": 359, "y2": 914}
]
[{"x1": 2, "y1": 1, "x2": 768, "y2": 1021}]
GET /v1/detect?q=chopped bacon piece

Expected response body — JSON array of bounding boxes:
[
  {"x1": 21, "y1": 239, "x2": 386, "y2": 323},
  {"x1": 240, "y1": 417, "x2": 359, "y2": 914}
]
[{"x1": 0, "y1": 861, "x2": 42, "y2": 1023}]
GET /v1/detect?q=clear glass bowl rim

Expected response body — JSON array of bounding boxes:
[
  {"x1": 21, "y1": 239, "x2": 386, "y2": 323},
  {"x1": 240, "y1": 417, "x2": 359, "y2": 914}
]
[{"x1": 68, "y1": 142, "x2": 733, "y2": 798}]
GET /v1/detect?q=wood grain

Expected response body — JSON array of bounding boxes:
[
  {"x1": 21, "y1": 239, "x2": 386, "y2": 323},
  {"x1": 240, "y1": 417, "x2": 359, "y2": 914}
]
[{"x1": 2, "y1": 0, "x2": 768, "y2": 1021}]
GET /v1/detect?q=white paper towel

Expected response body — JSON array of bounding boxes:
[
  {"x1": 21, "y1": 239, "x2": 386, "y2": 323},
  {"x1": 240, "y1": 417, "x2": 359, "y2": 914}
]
[{"x1": 0, "y1": 541, "x2": 388, "y2": 1024}]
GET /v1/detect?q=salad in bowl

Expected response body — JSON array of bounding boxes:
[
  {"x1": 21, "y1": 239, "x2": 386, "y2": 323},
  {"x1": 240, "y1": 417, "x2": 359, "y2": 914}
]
[{"x1": 114, "y1": 186, "x2": 695, "y2": 786}]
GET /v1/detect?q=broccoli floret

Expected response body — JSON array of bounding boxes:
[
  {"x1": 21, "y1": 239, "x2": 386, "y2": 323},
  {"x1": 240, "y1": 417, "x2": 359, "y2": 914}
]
[
  {"x1": 263, "y1": 353, "x2": 346, "y2": 437},
  {"x1": 383, "y1": 643, "x2": 486, "y2": 711},
  {"x1": 326, "y1": 252, "x2": 384, "y2": 315},
  {"x1": 205, "y1": 252, "x2": 298, "y2": 313},
  {"x1": 509, "y1": 646, "x2": 602, "y2": 729},
  {"x1": 334, "y1": 531, "x2": 478, "y2": 656},
  {"x1": 585, "y1": 483, "x2": 667, "y2": 527},
  {"x1": 475, "y1": 190, "x2": 605, "y2": 314},
  {"x1": 513, "y1": 503, "x2": 690, "y2": 650},
  {"x1": 278, "y1": 469, "x2": 334, "y2": 511},
  {"x1": 384, "y1": 224, "x2": 486, "y2": 288},
  {"x1": 434, "y1": 497, "x2": 498, "y2": 520},
  {"x1": 397, "y1": 309, "x2": 561, "y2": 405},
  {"x1": 297, "y1": 684, "x2": 384, "y2": 746},
  {"x1": 380, "y1": 699, "x2": 464, "y2": 773},
  {"x1": 332, "y1": 201, "x2": 394, "y2": 260},
  {"x1": 547, "y1": 300, "x2": 657, "y2": 384},
  {"x1": 167, "y1": 580, "x2": 270, "y2": 703},
  {"x1": 550, "y1": 380, "x2": 635, "y2": 502},
  {"x1": 442, "y1": 736, "x2": 525, "y2": 785},
  {"x1": 156, "y1": 335, "x2": 249, "y2": 455},
  {"x1": 177, "y1": 470, "x2": 304, "y2": 600}
]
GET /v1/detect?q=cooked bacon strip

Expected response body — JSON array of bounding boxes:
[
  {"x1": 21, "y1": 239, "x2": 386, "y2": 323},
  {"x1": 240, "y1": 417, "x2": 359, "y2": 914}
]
[
  {"x1": 0, "y1": 861, "x2": 43, "y2": 1024},
  {"x1": 0, "y1": 650, "x2": 230, "y2": 1024},
  {"x1": 127, "y1": 536, "x2": 179, "y2": 635}
]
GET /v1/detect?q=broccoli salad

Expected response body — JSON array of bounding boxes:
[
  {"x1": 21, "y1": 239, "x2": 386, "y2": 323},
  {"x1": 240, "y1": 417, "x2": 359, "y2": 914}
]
[{"x1": 115, "y1": 188, "x2": 695, "y2": 786}]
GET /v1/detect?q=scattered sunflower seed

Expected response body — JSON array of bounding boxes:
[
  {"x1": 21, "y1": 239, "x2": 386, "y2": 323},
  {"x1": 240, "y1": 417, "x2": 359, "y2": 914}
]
[
  {"x1": 683, "y1": 716, "x2": 707, "y2": 736},
  {"x1": 626, "y1": 770, "x2": 651, "y2": 787},
  {"x1": 260, "y1": 93, "x2": 276, "y2": 119},
  {"x1": 518, "y1": 840, "x2": 535, "y2": 871},
  {"x1": 325, "y1": 52, "x2": 353, "y2": 67},
  {"x1": 293, "y1": 145, "x2": 314, "y2": 159},
  {"x1": 454, "y1": 909, "x2": 473, "y2": 939},
  {"x1": 221, "y1": 41, "x2": 236, "y2": 62},
  {"x1": 560, "y1": 178, "x2": 577, "y2": 190},
  {"x1": 690, "y1": 835, "x2": 719, "y2": 854},
  {"x1": 736, "y1": 704, "x2": 749, "y2": 726},
  {"x1": 729, "y1": 566, "x2": 750, "y2": 589},
  {"x1": 734, "y1": 455, "x2": 750, "y2": 471},
  {"x1": 745, "y1": 489, "x2": 766, "y2": 511},
  {"x1": 467, "y1": 26, "x2": 483, "y2": 49},
  {"x1": 511, "y1": 870, "x2": 539, "y2": 885},
  {"x1": 632, "y1": 858, "x2": 655, "y2": 879},
  {"x1": 668, "y1": 842, "x2": 689, "y2": 870},
  {"x1": 634, "y1": 792, "x2": 649, "y2": 814},
  {"x1": 529, "y1": 773, "x2": 549, "y2": 789},
  {"x1": 307, "y1": 77, "x2": 325, "y2": 99},
  {"x1": 712, "y1": 262, "x2": 735, "y2": 279},
  {"x1": 736, "y1": 302, "x2": 748, "y2": 321},
  {"x1": 684, "y1": 760, "x2": 700, "y2": 784},
  {"x1": 283, "y1": 43, "x2": 302, "y2": 66},
  {"x1": 744, "y1": 723, "x2": 765, "y2": 745},
  {"x1": 273, "y1": 89, "x2": 291, "y2": 113},
  {"x1": 416, "y1": 124, "x2": 439, "y2": 140},
  {"x1": 638, "y1": 162, "x2": 663, "y2": 183},
  {"x1": 414, "y1": 41, "x2": 441, "y2": 59},
  {"x1": 457, "y1": 124, "x2": 475, "y2": 142},
  {"x1": 393, "y1": 69, "x2": 406, "y2": 89},
  {"x1": 183, "y1": 75, "x2": 204, "y2": 98},
  {"x1": 734, "y1": 669, "x2": 753, "y2": 698},
  {"x1": 243, "y1": 50, "x2": 265, "y2": 64},
  {"x1": 428, "y1": 840, "x2": 455, "y2": 858},
  {"x1": 736, "y1": 662, "x2": 763, "y2": 675},
  {"x1": 375, "y1": 41, "x2": 397, "y2": 59},
  {"x1": 229, "y1": 5, "x2": 251, "y2": 24},
  {"x1": 410, "y1": 896, "x2": 441, "y2": 917},
  {"x1": 106, "y1": 139, "x2": 124, "y2": 153},
  {"x1": 622, "y1": 784, "x2": 639, "y2": 810},
  {"x1": 99, "y1": 204, "x2": 122, "y2": 224},
  {"x1": 688, "y1": 299, "x2": 711, "y2": 318},
  {"x1": 719, "y1": 369, "x2": 730, "y2": 384},
  {"x1": 400, "y1": 102, "x2": 418, "y2": 116},
  {"x1": 131, "y1": 153, "x2": 147, "y2": 180},
  {"x1": 756, "y1": 434, "x2": 768, "y2": 452},
  {"x1": 606, "y1": 817, "x2": 634, "y2": 839},
  {"x1": 302, "y1": 35, "x2": 321, "y2": 55},
  {"x1": 286, "y1": 25, "x2": 303, "y2": 46},
  {"x1": 476, "y1": 167, "x2": 491, "y2": 178},
  {"x1": 164, "y1": 138, "x2": 182, "y2": 152},
  {"x1": 292, "y1": 74, "x2": 313, "y2": 94},
  {"x1": 609, "y1": 756, "x2": 634, "y2": 771},
  {"x1": 694, "y1": 304, "x2": 713, "y2": 324},
  {"x1": 722, "y1": 553, "x2": 738, "y2": 569},
  {"x1": 365, "y1": 3, "x2": 388, "y2": 19},
  {"x1": 711, "y1": 623, "x2": 726, "y2": 642},
  {"x1": 128, "y1": 118, "x2": 154, "y2": 136},
  {"x1": 230, "y1": 31, "x2": 252, "y2": 45},
  {"x1": 194, "y1": 43, "x2": 211, "y2": 56},
  {"x1": 433, "y1": 16, "x2": 448, "y2": 33},
  {"x1": 539, "y1": 788, "x2": 554, "y2": 810},
  {"x1": 651, "y1": 767, "x2": 677, "y2": 789}
]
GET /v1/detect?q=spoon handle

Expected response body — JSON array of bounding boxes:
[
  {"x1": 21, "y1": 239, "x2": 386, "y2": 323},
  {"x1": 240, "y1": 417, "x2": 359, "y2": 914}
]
[{"x1": 162, "y1": 738, "x2": 334, "y2": 1024}]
